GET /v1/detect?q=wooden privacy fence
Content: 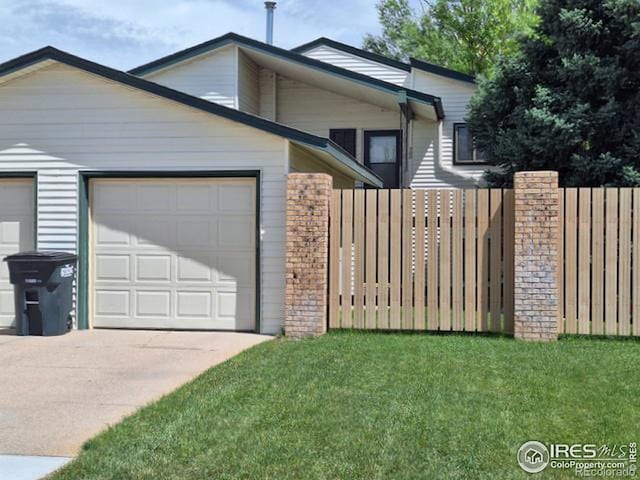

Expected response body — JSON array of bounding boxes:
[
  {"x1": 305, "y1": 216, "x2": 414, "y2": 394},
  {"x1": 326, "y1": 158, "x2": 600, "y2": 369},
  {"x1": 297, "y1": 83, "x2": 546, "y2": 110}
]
[
  {"x1": 559, "y1": 188, "x2": 640, "y2": 336},
  {"x1": 329, "y1": 188, "x2": 515, "y2": 333}
]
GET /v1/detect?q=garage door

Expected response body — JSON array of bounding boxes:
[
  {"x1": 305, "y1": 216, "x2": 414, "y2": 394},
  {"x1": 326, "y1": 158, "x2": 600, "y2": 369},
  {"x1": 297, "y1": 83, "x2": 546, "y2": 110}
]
[
  {"x1": 91, "y1": 178, "x2": 256, "y2": 330},
  {"x1": 0, "y1": 179, "x2": 35, "y2": 328}
]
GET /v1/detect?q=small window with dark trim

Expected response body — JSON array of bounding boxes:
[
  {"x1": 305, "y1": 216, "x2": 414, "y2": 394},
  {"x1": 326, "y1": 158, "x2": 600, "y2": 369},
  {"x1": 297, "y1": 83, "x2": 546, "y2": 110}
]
[
  {"x1": 454, "y1": 123, "x2": 487, "y2": 164},
  {"x1": 329, "y1": 129, "x2": 357, "y2": 157}
]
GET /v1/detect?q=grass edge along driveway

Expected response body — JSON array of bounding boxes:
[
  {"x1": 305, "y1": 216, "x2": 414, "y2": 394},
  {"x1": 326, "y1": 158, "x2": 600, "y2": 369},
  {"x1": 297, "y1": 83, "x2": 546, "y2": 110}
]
[{"x1": 51, "y1": 332, "x2": 640, "y2": 479}]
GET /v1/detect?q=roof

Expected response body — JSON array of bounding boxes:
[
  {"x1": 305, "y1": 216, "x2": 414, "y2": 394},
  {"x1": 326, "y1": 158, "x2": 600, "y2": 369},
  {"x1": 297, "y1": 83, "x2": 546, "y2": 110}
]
[
  {"x1": 0, "y1": 45, "x2": 383, "y2": 188},
  {"x1": 409, "y1": 58, "x2": 476, "y2": 84},
  {"x1": 128, "y1": 32, "x2": 444, "y2": 120},
  {"x1": 292, "y1": 37, "x2": 476, "y2": 85},
  {"x1": 291, "y1": 37, "x2": 411, "y2": 73}
]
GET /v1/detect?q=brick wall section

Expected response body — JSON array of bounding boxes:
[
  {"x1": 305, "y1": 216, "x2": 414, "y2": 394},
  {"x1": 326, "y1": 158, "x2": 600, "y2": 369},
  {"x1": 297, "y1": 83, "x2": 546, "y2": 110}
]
[
  {"x1": 285, "y1": 173, "x2": 332, "y2": 338},
  {"x1": 513, "y1": 171, "x2": 559, "y2": 341}
]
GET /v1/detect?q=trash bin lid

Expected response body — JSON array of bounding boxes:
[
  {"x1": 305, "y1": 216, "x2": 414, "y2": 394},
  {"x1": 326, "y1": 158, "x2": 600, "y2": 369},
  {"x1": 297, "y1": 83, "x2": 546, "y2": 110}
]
[{"x1": 3, "y1": 251, "x2": 78, "y2": 262}]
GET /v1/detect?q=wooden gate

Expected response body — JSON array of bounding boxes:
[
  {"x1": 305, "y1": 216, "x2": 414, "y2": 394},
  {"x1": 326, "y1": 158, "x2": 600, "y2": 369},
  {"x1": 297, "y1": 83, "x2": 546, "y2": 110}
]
[{"x1": 328, "y1": 189, "x2": 514, "y2": 332}]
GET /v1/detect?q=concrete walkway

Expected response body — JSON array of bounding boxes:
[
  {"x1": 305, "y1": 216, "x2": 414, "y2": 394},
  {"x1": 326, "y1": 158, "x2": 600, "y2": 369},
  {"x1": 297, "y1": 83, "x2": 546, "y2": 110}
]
[{"x1": 0, "y1": 329, "x2": 271, "y2": 458}]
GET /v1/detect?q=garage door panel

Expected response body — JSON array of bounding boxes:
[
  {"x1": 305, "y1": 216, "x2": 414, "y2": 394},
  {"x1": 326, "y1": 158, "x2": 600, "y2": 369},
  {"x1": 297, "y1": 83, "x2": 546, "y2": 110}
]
[
  {"x1": 0, "y1": 179, "x2": 34, "y2": 328},
  {"x1": 217, "y1": 255, "x2": 253, "y2": 285},
  {"x1": 219, "y1": 184, "x2": 254, "y2": 212},
  {"x1": 135, "y1": 290, "x2": 171, "y2": 317},
  {"x1": 131, "y1": 216, "x2": 175, "y2": 248},
  {"x1": 95, "y1": 254, "x2": 131, "y2": 281},
  {"x1": 95, "y1": 217, "x2": 132, "y2": 246},
  {"x1": 177, "y1": 255, "x2": 214, "y2": 282},
  {"x1": 177, "y1": 291, "x2": 212, "y2": 318},
  {"x1": 92, "y1": 178, "x2": 255, "y2": 330},
  {"x1": 218, "y1": 216, "x2": 254, "y2": 249},
  {"x1": 136, "y1": 185, "x2": 173, "y2": 211},
  {"x1": 95, "y1": 290, "x2": 131, "y2": 317},
  {"x1": 176, "y1": 184, "x2": 215, "y2": 212},
  {"x1": 93, "y1": 184, "x2": 136, "y2": 212},
  {"x1": 135, "y1": 255, "x2": 172, "y2": 282},
  {"x1": 176, "y1": 219, "x2": 216, "y2": 249}
]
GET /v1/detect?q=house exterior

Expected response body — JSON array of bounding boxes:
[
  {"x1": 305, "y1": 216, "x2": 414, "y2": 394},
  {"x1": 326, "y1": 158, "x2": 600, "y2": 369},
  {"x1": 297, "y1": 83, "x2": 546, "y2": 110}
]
[{"x1": 0, "y1": 32, "x2": 484, "y2": 335}]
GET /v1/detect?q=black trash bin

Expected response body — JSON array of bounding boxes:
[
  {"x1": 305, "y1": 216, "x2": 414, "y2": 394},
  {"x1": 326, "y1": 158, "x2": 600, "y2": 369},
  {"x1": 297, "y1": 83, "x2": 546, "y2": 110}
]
[{"x1": 3, "y1": 251, "x2": 78, "y2": 336}]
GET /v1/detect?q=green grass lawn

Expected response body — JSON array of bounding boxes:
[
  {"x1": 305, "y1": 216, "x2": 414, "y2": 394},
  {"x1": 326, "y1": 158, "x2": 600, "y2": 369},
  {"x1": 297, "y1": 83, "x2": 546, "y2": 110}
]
[{"x1": 51, "y1": 332, "x2": 640, "y2": 480}]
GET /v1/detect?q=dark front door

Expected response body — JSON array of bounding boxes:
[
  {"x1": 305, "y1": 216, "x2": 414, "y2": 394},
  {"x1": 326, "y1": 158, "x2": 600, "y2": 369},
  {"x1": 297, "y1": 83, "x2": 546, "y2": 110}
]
[{"x1": 364, "y1": 130, "x2": 401, "y2": 188}]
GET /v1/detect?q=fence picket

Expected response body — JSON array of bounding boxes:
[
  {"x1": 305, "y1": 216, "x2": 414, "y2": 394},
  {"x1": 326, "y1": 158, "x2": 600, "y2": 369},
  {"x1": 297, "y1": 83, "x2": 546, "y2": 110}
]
[
  {"x1": 353, "y1": 191, "x2": 365, "y2": 328},
  {"x1": 605, "y1": 189, "x2": 618, "y2": 335},
  {"x1": 557, "y1": 190, "x2": 565, "y2": 333},
  {"x1": 477, "y1": 190, "x2": 489, "y2": 331},
  {"x1": 340, "y1": 190, "x2": 353, "y2": 327},
  {"x1": 451, "y1": 191, "x2": 463, "y2": 330},
  {"x1": 365, "y1": 190, "x2": 377, "y2": 329},
  {"x1": 591, "y1": 189, "x2": 605, "y2": 335},
  {"x1": 378, "y1": 190, "x2": 390, "y2": 329},
  {"x1": 489, "y1": 189, "x2": 502, "y2": 332},
  {"x1": 634, "y1": 189, "x2": 640, "y2": 337},
  {"x1": 503, "y1": 190, "x2": 514, "y2": 334},
  {"x1": 618, "y1": 189, "x2": 631, "y2": 336},
  {"x1": 464, "y1": 190, "x2": 477, "y2": 332},
  {"x1": 427, "y1": 190, "x2": 438, "y2": 330},
  {"x1": 439, "y1": 190, "x2": 451, "y2": 330},
  {"x1": 390, "y1": 190, "x2": 402, "y2": 329},
  {"x1": 414, "y1": 191, "x2": 426, "y2": 329},
  {"x1": 402, "y1": 190, "x2": 414, "y2": 329},
  {"x1": 329, "y1": 190, "x2": 341, "y2": 328},
  {"x1": 578, "y1": 188, "x2": 591, "y2": 334},
  {"x1": 565, "y1": 188, "x2": 578, "y2": 334}
]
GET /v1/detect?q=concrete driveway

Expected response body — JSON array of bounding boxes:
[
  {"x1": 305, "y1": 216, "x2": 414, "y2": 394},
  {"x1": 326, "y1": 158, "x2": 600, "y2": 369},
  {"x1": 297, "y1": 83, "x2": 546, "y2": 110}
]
[{"x1": 0, "y1": 329, "x2": 271, "y2": 457}]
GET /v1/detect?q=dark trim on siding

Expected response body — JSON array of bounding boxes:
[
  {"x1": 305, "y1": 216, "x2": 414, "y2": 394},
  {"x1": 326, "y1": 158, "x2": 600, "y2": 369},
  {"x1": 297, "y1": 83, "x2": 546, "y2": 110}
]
[
  {"x1": 452, "y1": 122, "x2": 489, "y2": 166},
  {"x1": 410, "y1": 58, "x2": 476, "y2": 84},
  {"x1": 0, "y1": 172, "x2": 37, "y2": 251},
  {"x1": 127, "y1": 32, "x2": 443, "y2": 120},
  {"x1": 77, "y1": 170, "x2": 262, "y2": 333},
  {"x1": 0, "y1": 46, "x2": 381, "y2": 187},
  {"x1": 291, "y1": 37, "x2": 411, "y2": 72}
]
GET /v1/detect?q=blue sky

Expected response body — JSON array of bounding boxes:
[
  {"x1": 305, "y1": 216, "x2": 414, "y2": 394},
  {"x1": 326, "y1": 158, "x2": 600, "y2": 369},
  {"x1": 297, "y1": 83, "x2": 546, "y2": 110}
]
[{"x1": 0, "y1": 0, "x2": 408, "y2": 70}]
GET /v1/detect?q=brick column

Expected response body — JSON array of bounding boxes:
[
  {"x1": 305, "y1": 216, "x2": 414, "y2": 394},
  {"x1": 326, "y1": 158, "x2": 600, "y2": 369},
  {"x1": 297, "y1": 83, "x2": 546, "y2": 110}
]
[
  {"x1": 514, "y1": 171, "x2": 560, "y2": 341},
  {"x1": 285, "y1": 173, "x2": 332, "y2": 338}
]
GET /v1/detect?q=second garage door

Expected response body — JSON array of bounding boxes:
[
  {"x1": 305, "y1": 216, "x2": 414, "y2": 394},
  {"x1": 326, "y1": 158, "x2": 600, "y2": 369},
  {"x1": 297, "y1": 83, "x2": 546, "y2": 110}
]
[
  {"x1": 0, "y1": 179, "x2": 34, "y2": 328},
  {"x1": 91, "y1": 178, "x2": 256, "y2": 331}
]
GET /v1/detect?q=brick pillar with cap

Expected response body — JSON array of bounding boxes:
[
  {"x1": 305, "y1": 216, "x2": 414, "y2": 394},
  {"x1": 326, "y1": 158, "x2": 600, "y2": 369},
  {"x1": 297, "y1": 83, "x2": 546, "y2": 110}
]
[
  {"x1": 513, "y1": 171, "x2": 560, "y2": 341},
  {"x1": 284, "y1": 173, "x2": 332, "y2": 338}
]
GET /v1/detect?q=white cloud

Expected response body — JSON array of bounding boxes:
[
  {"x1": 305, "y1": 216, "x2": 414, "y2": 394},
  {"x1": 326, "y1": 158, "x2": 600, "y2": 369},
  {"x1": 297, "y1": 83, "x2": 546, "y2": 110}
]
[{"x1": 0, "y1": 0, "x2": 384, "y2": 69}]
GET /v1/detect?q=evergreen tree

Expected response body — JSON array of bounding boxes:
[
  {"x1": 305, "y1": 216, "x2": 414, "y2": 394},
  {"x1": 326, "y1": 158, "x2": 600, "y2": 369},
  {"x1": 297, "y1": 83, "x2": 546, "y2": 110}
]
[{"x1": 468, "y1": 0, "x2": 640, "y2": 187}]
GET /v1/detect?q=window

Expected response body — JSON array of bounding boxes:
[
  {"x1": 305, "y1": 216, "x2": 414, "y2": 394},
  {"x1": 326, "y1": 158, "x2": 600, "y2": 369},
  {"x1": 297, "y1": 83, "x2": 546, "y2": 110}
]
[
  {"x1": 329, "y1": 129, "x2": 357, "y2": 157},
  {"x1": 453, "y1": 123, "x2": 488, "y2": 164},
  {"x1": 364, "y1": 130, "x2": 401, "y2": 188}
]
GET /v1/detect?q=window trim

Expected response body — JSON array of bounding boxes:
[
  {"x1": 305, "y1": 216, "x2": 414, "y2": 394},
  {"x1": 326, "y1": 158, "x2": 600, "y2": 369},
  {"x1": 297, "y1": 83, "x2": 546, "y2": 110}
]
[
  {"x1": 364, "y1": 129, "x2": 402, "y2": 188},
  {"x1": 452, "y1": 122, "x2": 489, "y2": 166},
  {"x1": 329, "y1": 128, "x2": 357, "y2": 158}
]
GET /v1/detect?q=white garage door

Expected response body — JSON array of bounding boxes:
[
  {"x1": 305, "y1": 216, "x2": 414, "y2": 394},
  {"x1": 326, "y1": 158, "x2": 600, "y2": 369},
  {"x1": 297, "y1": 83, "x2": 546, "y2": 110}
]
[
  {"x1": 91, "y1": 178, "x2": 256, "y2": 331},
  {"x1": 0, "y1": 179, "x2": 35, "y2": 328}
]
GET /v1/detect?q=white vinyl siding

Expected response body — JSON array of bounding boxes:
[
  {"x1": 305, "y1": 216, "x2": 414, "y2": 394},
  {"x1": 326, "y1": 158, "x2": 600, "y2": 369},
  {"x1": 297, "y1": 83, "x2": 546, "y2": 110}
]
[
  {"x1": 276, "y1": 75, "x2": 401, "y2": 164},
  {"x1": 258, "y1": 67, "x2": 276, "y2": 121},
  {"x1": 237, "y1": 50, "x2": 260, "y2": 115},
  {"x1": 302, "y1": 45, "x2": 409, "y2": 86},
  {"x1": 144, "y1": 45, "x2": 238, "y2": 109},
  {"x1": 288, "y1": 143, "x2": 354, "y2": 189},
  {"x1": 0, "y1": 62, "x2": 289, "y2": 334},
  {"x1": 411, "y1": 70, "x2": 485, "y2": 186}
]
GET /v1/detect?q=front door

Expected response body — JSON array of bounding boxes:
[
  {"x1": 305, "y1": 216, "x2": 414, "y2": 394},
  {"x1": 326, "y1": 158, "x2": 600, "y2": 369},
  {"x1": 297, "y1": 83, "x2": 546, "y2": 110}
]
[{"x1": 364, "y1": 130, "x2": 402, "y2": 188}]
